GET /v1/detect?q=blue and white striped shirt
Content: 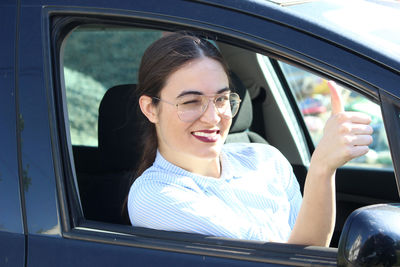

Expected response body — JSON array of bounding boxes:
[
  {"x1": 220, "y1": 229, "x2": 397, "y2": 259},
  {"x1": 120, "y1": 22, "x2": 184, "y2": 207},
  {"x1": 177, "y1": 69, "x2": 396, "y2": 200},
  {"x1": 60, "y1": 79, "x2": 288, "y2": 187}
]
[{"x1": 128, "y1": 143, "x2": 302, "y2": 242}]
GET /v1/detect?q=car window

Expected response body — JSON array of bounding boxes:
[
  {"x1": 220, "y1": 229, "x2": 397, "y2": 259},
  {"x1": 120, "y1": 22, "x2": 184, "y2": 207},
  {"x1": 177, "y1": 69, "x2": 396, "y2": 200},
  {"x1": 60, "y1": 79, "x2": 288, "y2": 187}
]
[
  {"x1": 278, "y1": 61, "x2": 393, "y2": 169},
  {"x1": 63, "y1": 26, "x2": 162, "y2": 146}
]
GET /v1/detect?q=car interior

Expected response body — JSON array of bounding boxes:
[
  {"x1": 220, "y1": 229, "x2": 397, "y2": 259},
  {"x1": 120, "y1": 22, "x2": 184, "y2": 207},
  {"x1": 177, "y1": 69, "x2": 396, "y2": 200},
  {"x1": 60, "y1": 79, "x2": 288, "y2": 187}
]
[
  {"x1": 71, "y1": 39, "x2": 307, "y2": 221},
  {"x1": 64, "y1": 25, "x2": 396, "y2": 248}
]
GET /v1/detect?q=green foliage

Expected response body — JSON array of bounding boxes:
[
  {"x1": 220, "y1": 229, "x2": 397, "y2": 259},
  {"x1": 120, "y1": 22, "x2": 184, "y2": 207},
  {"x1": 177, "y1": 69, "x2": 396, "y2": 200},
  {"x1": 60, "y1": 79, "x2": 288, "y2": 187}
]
[
  {"x1": 64, "y1": 67, "x2": 104, "y2": 146},
  {"x1": 63, "y1": 28, "x2": 162, "y2": 146},
  {"x1": 63, "y1": 28, "x2": 162, "y2": 89}
]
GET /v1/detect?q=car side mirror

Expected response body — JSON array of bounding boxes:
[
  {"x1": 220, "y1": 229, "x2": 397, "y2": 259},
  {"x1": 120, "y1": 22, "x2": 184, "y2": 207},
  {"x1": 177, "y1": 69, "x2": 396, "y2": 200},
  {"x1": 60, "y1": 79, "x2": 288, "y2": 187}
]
[{"x1": 337, "y1": 203, "x2": 400, "y2": 266}]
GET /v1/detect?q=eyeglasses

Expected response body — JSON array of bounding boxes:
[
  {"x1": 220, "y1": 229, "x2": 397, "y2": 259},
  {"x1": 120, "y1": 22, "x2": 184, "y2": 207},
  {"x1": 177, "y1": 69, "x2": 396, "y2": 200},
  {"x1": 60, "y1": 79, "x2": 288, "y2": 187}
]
[{"x1": 153, "y1": 92, "x2": 241, "y2": 122}]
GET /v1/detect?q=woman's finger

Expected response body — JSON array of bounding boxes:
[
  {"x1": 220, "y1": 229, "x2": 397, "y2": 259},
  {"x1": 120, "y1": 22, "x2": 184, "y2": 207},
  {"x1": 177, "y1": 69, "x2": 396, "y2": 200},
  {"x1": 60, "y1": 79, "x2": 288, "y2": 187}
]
[
  {"x1": 343, "y1": 112, "x2": 372, "y2": 124},
  {"x1": 347, "y1": 145, "x2": 370, "y2": 159},
  {"x1": 346, "y1": 134, "x2": 373, "y2": 146},
  {"x1": 328, "y1": 81, "x2": 344, "y2": 115},
  {"x1": 340, "y1": 123, "x2": 373, "y2": 135}
]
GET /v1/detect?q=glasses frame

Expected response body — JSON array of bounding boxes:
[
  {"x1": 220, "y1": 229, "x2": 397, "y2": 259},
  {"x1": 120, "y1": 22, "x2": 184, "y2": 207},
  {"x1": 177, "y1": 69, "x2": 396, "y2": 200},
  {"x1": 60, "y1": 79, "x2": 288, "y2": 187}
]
[{"x1": 153, "y1": 92, "x2": 241, "y2": 122}]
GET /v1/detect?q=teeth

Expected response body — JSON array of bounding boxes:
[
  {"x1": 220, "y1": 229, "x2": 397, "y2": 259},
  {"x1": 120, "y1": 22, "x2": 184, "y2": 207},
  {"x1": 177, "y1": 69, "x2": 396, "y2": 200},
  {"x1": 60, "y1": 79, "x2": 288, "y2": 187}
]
[{"x1": 193, "y1": 131, "x2": 217, "y2": 137}]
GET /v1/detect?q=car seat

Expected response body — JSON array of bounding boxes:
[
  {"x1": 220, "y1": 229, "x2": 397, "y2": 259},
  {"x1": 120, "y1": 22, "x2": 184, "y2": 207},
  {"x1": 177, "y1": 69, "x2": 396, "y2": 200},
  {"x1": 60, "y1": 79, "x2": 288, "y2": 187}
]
[
  {"x1": 226, "y1": 72, "x2": 268, "y2": 144},
  {"x1": 76, "y1": 84, "x2": 140, "y2": 225}
]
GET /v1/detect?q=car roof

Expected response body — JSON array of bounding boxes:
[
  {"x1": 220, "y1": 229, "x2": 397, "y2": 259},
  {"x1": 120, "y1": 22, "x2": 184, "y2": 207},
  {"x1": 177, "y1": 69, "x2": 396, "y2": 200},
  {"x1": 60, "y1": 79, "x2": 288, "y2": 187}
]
[{"x1": 196, "y1": 0, "x2": 400, "y2": 73}]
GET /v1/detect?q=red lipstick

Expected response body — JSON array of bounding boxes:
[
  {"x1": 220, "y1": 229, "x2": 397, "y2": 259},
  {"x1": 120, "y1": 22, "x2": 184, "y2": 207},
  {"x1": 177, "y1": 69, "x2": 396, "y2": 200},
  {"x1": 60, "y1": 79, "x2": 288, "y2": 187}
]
[{"x1": 191, "y1": 130, "x2": 220, "y2": 143}]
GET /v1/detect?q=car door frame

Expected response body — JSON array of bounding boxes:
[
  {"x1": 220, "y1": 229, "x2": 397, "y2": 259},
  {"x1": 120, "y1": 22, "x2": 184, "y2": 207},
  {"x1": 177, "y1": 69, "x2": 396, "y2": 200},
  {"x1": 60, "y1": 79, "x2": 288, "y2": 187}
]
[
  {"x1": 0, "y1": 0, "x2": 26, "y2": 266},
  {"x1": 23, "y1": 0, "x2": 400, "y2": 265}
]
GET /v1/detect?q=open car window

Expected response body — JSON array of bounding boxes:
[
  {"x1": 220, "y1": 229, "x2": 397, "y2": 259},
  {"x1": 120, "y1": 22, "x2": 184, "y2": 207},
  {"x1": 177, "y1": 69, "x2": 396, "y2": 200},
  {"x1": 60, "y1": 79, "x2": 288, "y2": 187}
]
[
  {"x1": 61, "y1": 24, "x2": 309, "y2": 231},
  {"x1": 58, "y1": 20, "x2": 396, "y2": 258}
]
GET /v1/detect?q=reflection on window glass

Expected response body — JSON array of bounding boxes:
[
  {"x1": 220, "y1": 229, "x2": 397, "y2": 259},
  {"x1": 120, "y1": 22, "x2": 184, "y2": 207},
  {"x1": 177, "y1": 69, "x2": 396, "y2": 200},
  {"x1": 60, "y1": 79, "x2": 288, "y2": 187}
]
[
  {"x1": 63, "y1": 27, "x2": 162, "y2": 146},
  {"x1": 279, "y1": 61, "x2": 393, "y2": 169}
]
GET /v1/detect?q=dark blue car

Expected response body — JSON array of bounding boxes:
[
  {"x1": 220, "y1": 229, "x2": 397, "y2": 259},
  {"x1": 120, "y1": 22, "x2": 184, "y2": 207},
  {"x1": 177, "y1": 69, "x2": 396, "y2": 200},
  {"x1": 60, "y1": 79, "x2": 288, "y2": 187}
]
[{"x1": 1, "y1": 0, "x2": 400, "y2": 266}]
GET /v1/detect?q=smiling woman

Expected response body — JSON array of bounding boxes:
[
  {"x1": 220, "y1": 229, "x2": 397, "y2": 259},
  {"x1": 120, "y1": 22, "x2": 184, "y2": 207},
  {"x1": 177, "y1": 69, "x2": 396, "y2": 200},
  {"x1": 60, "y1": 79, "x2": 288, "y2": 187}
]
[
  {"x1": 125, "y1": 32, "x2": 374, "y2": 246},
  {"x1": 127, "y1": 33, "x2": 302, "y2": 242}
]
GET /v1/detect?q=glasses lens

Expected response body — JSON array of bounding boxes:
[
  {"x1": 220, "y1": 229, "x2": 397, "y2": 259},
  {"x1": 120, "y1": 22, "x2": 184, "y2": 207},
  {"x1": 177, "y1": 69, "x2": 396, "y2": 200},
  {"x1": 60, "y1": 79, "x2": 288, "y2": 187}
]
[
  {"x1": 176, "y1": 95, "x2": 205, "y2": 122},
  {"x1": 215, "y1": 92, "x2": 241, "y2": 119},
  {"x1": 229, "y1": 93, "x2": 241, "y2": 118},
  {"x1": 215, "y1": 93, "x2": 231, "y2": 114},
  {"x1": 176, "y1": 92, "x2": 241, "y2": 122}
]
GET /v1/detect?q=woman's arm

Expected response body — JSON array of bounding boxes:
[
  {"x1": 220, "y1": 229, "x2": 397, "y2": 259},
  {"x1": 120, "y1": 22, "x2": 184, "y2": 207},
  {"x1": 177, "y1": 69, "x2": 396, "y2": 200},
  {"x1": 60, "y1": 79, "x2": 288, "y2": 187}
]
[{"x1": 288, "y1": 81, "x2": 373, "y2": 246}]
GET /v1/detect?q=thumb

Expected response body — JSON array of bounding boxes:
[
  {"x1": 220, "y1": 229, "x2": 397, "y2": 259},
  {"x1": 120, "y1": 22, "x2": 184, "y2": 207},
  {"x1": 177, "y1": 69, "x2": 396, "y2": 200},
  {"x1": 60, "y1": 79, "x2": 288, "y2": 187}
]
[{"x1": 328, "y1": 80, "x2": 344, "y2": 114}]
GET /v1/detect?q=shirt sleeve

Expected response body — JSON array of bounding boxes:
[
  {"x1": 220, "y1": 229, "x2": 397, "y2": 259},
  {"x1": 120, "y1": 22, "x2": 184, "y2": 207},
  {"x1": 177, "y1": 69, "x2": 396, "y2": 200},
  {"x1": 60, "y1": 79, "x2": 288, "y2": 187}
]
[
  {"x1": 286, "y1": 170, "x2": 302, "y2": 229},
  {"x1": 262, "y1": 144, "x2": 302, "y2": 230},
  {"x1": 128, "y1": 179, "x2": 267, "y2": 241}
]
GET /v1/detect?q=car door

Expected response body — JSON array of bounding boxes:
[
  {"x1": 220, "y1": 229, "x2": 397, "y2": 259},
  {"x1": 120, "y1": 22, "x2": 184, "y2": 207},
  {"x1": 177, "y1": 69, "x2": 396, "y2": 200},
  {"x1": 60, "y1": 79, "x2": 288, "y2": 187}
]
[
  {"x1": 0, "y1": 1, "x2": 25, "y2": 266},
  {"x1": 19, "y1": 0, "x2": 399, "y2": 266}
]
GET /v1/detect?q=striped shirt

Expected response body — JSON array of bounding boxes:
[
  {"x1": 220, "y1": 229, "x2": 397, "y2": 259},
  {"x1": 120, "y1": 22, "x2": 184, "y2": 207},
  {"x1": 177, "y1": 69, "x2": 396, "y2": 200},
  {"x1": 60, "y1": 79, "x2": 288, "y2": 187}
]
[{"x1": 128, "y1": 143, "x2": 302, "y2": 242}]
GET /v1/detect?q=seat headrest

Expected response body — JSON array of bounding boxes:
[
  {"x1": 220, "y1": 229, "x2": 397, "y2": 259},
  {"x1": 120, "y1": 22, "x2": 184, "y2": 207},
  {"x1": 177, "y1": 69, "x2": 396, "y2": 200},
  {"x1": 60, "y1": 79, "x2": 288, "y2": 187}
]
[
  {"x1": 230, "y1": 72, "x2": 253, "y2": 133},
  {"x1": 98, "y1": 84, "x2": 142, "y2": 171}
]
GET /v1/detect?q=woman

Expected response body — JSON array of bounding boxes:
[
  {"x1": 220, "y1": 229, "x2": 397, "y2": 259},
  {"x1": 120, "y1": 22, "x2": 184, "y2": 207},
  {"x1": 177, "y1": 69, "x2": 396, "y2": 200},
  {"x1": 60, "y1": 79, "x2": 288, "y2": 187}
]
[{"x1": 127, "y1": 32, "x2": 373, "y2": 246}]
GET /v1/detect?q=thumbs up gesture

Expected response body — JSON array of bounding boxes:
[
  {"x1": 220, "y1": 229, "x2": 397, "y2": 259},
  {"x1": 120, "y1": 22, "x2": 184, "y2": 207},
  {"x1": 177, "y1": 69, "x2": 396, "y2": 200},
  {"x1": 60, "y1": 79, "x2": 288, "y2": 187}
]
[{"x1": 310, "y1": 81, "x2": 373, "y2": 174}]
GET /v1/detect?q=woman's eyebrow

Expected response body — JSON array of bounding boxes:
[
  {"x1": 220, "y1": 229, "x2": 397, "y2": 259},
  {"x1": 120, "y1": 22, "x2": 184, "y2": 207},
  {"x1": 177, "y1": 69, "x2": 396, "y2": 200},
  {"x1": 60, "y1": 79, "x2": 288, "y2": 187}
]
[
  {"x1": 176, "y1": 90, "x2": 202, "y2": 98},
  {"x1": 176, "y1": 87, "x2": 230, "y2": 98},
  {"x1": 217, "y1": 87, "x2": 230, "y2": 94}
]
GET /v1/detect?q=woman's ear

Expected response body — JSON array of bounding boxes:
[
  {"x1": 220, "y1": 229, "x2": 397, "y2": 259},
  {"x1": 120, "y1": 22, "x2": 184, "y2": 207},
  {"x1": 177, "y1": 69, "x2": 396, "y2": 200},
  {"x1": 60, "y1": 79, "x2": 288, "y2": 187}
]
[{"x1": 139, "y1": 95, "x2": 159, "y2": 123}]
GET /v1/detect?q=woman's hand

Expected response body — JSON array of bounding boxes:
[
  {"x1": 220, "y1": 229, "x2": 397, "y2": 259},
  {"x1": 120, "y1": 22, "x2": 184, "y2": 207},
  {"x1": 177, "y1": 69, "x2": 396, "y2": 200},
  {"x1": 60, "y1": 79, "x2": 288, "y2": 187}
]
[
  {"x1": 289, "y1": 81, "x2": 373, "y2": 246},
  {"x1": 311, "y1": 81, "x2": 373, "y2": 175}
]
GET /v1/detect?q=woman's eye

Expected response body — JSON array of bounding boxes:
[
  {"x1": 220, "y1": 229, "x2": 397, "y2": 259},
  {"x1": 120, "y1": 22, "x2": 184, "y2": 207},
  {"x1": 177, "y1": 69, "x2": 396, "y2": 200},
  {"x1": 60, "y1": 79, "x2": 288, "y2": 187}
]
[
  {"x1": 181, "y1": 99, "x2": 200, "y2": 105},
  {"x1": 216, "y1": 95, "x2": 229, "y2": 102}
]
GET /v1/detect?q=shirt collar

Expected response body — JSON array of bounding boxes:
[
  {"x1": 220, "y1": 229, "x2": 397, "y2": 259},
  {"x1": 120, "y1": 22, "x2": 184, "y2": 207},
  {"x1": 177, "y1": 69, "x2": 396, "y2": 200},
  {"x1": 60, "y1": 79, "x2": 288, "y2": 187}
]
[{"x1": 153, "y1": 150, "x2": 236, "y2": 185}]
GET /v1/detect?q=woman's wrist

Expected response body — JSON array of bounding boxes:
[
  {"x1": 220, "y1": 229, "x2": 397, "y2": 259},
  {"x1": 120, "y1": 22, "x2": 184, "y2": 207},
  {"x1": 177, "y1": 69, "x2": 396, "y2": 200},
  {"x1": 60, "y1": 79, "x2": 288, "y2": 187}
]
[{"x1": 308, "y1": 156, "x2": 336, "y2": 182}]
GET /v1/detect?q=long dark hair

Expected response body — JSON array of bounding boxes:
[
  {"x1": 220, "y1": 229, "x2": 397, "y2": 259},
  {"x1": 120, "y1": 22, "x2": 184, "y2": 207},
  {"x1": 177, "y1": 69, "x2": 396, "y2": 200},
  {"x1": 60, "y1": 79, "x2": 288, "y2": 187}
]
[
  {"x1": 122, "y1": 32, "x2": 229, "y2": 222},
  {"x1": 135, "y1": 32, "x2": 228, "y2": 176}
]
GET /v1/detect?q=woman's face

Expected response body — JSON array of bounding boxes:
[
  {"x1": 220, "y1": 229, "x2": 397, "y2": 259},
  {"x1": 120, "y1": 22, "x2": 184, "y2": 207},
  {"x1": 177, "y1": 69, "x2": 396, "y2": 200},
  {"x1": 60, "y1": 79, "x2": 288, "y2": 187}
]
[{"x1": 155, "y1": 57, "x2": 231, "y2": 165}]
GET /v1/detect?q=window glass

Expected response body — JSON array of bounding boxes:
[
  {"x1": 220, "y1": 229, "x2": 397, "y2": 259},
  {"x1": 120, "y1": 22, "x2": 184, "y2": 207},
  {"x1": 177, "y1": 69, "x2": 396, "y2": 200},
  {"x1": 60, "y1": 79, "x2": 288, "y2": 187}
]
[
  {"x1": 63, "y1": 26, "x2": 162, "y2": 146},
  {"x1": 279, "y1": 61, "x2": 392, "y2": 169}
]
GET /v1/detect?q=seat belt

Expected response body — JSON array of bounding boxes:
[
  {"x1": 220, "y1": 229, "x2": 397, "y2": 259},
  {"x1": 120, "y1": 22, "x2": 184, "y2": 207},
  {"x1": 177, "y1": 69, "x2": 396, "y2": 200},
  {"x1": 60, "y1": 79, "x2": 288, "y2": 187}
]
[{"x1": 250, "y1": 87, "x2": 267, "y2": 138}]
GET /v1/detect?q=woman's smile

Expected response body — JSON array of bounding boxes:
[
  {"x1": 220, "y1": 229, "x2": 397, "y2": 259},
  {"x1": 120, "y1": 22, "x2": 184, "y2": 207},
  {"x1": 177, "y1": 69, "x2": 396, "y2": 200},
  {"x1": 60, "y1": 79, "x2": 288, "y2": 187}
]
[{"x1": 191, "y1": 129, "x2": 221, "y2": 143}]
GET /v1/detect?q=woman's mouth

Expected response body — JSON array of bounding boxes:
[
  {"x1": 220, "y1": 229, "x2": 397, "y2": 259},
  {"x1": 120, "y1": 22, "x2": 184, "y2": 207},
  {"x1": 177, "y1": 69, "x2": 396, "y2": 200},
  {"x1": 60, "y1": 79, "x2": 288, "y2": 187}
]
[{"x1": 191, "y1": 130, "x2": 220, "y2": 143}]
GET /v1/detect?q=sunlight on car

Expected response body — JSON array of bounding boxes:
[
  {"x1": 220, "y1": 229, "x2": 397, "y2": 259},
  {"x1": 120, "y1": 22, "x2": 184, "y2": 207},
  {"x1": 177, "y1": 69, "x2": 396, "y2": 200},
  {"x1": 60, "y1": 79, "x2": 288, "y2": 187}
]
[
  {"x1": 264, "y1": 0, "x2": 317, "y2": 7},
  {"x1": 322, "y1": 0, "x2": 400, "y2": 57}
]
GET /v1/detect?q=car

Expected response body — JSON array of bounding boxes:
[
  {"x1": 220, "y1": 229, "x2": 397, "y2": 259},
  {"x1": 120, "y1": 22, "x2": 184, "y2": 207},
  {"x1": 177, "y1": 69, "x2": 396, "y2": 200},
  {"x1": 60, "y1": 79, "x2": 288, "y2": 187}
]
[{"x1": 1, "y1": 0, "x2": 400, "y2": 266}]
